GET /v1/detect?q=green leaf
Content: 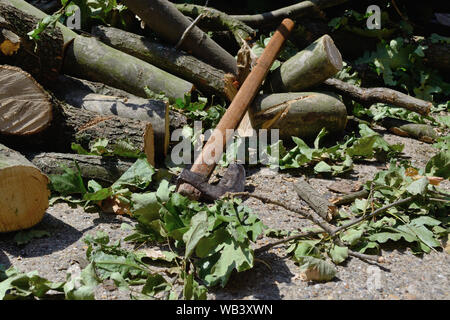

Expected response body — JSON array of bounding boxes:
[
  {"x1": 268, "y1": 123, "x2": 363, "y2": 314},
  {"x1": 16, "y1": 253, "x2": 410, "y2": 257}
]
[
  {"x1": 112, "y1": 158, "x2": 155, "y2": 190},
  {"x1": 142, "y1": 274, "x2": 170, "y2": 297},
  {"x1": 328, "y1": 245, "x2": 349, "y2": 264},
  {"x1": 297, "y1": 257, "x2": 337, "y2": 282},
  {"x1": 131, "y1": 192, "x2": 161, "y2": 223},
  {"x1": 183, "y1": 273, "x2": 207, "y2": 300},
  {"x1": 341, "y1": 229, "x2": 363, "y2": 246},
  {"x1": 183, "y1": 211, "x2": 209, "y2": 258},
  {"x1": 406, "y1": 177, "x2": 429, "y2": 196},
  {"x1": 49, "y1": 163, "x2": 87, "y2": 196},
  {"x1": 198, "y1": 235, "x2": 254, "y2": 287},
  {"x1": 425, "y1": 150, "x2": 450, "y2": 179}
]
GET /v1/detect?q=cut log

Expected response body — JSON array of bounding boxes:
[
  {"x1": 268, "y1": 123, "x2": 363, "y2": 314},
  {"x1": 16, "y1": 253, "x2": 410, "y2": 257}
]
[
  {"x1": 265, "y1": 35, "x2": 343, "y2": 93},
  {"x1": 63, "y1": 35, "x2": 194, "y2": 102},
  {"x1": 91, "y1": 25, "x2": 237, "y2": 101},
  {"x1": 3, "y1": 0, "x2": 194, "y2": 102},
  {"x1": 294, "y1": 177, "x2": 337, "y2": 221},
  {"x1": 27, "y1": 152, "x2": 134, "y2": 185},
  {"x1": 122, "y1": 0, "x2": 237, "y2": 75},
  {"x1": 0, "y1": 143, "x2": 49, "y2": 232},
  {"x1": 0, "y1": 101, "x2": 157, "y2": 165},
  {"x1": 0, "y1": 65, "x2": 53, "y2": 135},
  {"x1": 380, "y1": 117, "x2": 438, "y2": 143},
  {"x1": 248, "y1": 92, "x2": 348, "y2": 140},
  {"x1": 231, "y1": 0, "x2": 350, "y2": 27},
  {"x1": 0, "y1": 1, "x2": 64, "y2": 82},
  {"x1": 174, "y1": 3, "x2": 256, "y2": 46},
  {"x1": 323, "y1": 78, "x2": 432, "y2": 116},
  {"x1": 49, "y1": 74, "x2": 169, "y2": 154}
]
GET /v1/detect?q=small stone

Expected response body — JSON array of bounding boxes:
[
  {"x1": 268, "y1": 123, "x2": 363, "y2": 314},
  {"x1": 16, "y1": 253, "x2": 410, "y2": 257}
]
[{"x1": 366, "y1": 266, "x2": 384, "y2": 292}]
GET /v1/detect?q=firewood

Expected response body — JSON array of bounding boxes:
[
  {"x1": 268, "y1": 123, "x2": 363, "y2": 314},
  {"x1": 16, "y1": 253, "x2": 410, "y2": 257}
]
[
  {"x1": 0, "y1": 99, "x2": 157, "y2": 166},
  {"x1": 248, "y1": 92, "x2": 348, "y2": 140},
  {"x1": 0, "y1": 143, "x2": 49, "y2": 232},
  {"x1": 265, "y1": 35, "x2": 343, "y2": 93},
  {"x1": 122, "y1": 0, "x2": 238, "y2": 75},
  {"x1": 91, "y1": 26, "x2": 237, "y2": 101},
  {"x1": 27, "y1": 152, "x2": 134, "y2": 185},
  {"x1": 3, "y1": 0, "x2": 194, "y2": 102},
  {"x1": 49, "y1": 74, "x2": 169, "y2": 154},
  {"x1": 0, "y1": 65, "x2": 52, "y2": 135}
]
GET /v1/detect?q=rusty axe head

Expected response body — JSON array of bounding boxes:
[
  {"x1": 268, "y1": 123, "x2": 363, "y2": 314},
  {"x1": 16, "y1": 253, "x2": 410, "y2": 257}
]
[{"x1": 178, "y1": 164, "x2": 246, "y2": 202}]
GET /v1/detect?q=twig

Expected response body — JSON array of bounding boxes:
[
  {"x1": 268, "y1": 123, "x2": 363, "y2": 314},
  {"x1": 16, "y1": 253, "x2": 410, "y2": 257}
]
[
  {"x1": 223, "y1": 192, "x2": 335, "y2": 234},
  {"x1": 323, "y1": 78, "x2": 432, "y2": 115},
  {"x1": 230, "y1": 0, "x2": 349, "y2": 27},
  {"x1": 330, "y1": 196, "x2": 415, "y2": 236},
  {"x1": 175, "y1": 0, "x2": 209, "y2": 49},
  {"x1": 225, "y1": 192, "x2": 413, "y2": 264}
]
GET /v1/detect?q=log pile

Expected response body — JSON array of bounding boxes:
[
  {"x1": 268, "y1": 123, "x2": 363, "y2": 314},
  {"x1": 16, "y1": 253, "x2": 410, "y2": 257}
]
[{"x1": 0, "y1": 0, "x2": 440, "y2": 230}]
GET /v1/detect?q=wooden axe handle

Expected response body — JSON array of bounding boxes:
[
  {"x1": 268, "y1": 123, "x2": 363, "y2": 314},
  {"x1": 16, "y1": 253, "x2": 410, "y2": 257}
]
[{"x1": 178, "y1": 18, "x2": 295, "y2": 199}]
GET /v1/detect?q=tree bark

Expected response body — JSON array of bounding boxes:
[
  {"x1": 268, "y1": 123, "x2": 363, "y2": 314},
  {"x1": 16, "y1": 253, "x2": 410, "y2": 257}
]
[
  {"x1": 174, "y1": 3, "x2": 256, "y2": 46},
  {"x1": 330, "y1": 189, "x2": 369, "y2": 206},
  {"x1": 248, "y1": 92, "x2": 348, "y2": 140},
  {"x1": 48, "y1": 74, "x2": 169, "y2": 154},
  {"x1": 63, "y1": 35, "x2": 194, "y2": 102},
  {"x1": 0, "y1": 143, "x2": 49, "y2": 232},
  {"x1": 4, "y1": 0, "x2": 194, "y2": 102},
  {"x1": 294, "y1": 178, "x2": 337, "y2": 221},
  {"x1": 91, "y1": 25, "x2": 237, "y2": 101},
  {"x1": 0, "y1": 65, "x2": 53, "y2": 135},
  {"x1": 0, "y1": 100, "x2": 157, "y2": 165},
  {"x1": 265, "y1": 35, "x2": 343, "y2": 93},
  {"x1": 230, "y1": 0, "x2": 349, "y2": 27},
  {"x1": 323, "y1": 77, "x2": 432, "y2": 116},
  {"x1": 0, "y1": 1, "x2": 64, "y2": 82},
  {"x1": 122, "y1": 0, "x2": 237, "y2": 75},
  {"x1": 27, "y1": 152, "x2": 134, "y2": 185}
]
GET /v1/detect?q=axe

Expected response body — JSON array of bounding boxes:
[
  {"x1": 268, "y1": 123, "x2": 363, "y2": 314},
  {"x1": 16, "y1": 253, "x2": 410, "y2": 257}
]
[{"x1": 177, "y1": 18, "x2": 295, "y2": 200}]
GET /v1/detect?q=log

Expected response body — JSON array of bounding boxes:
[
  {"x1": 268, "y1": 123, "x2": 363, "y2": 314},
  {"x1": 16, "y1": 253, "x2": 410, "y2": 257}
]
[
  {"x1": 0, "y1": 65, "x2": 53, "y2": 135},
  {"x1": 122, "y1": 0, "x2": 237, "y2": 75},
  {"x1": 323, "y1": 78, "x2": 432, "y2": 116},
  {"x1": 265, "y1": 35, "x2": 343, "y2": 93},
  {"x1": 0, "y1": 100, "x2": 157, "y2": 165},
  {"x1": 177, "y1": 19, "x2": 295, "y2": 199},
  {"x1": 91, "y1": 25, "x2": 237, "y2": 101},
  {"x1": 3, "y1": 0, "x2": 194, "y2": 102},
  {"x1": 0, "y1": 143, "x2": 49, "y2": 232},
  {"x1": 0, "y1": 1, "x2": 64, "y2": 82},
  {"x1": 27, "y1": 152, "x2": 134, "y2": 185},
  {"x1": 63, "y1": 35, "x2": 194, "y2": 102},
  {"x1": 379, "y1": 117, "x2": 438, "y2": 143},
  {"x1": 48, "y1": 74, "x2": 169, "y2": 154},
  {"x1": 231, "y1": 0, "x2": 349, "y2": 27},
  {"x1": 294, "y1": 178, "x2": 337, "y2": 221},
  {"x1": 174, "y1": 3, "x2": 256, "y2": 46},
  {"x1": 248, "y1": 92, "x2": 348, "y2": 140}
]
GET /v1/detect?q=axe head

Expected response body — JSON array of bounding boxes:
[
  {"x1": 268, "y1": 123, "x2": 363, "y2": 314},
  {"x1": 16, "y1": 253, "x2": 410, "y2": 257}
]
[{"x1": 178, "y1": 164, "x2": 246, "y2": 202}]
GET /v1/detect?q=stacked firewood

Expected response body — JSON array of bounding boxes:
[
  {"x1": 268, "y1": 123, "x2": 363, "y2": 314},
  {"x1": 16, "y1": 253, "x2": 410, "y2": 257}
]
[{"x1": 0, "y1": 0, "x2": 439, "y2": 232}]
